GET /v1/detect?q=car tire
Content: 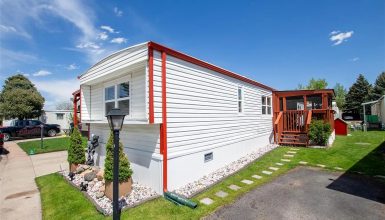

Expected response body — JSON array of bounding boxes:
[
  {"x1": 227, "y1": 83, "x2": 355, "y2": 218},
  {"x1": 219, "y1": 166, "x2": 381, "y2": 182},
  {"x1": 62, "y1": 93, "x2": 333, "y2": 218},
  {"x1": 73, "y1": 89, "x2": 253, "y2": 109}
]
[
  {"x1": 47, "y1": 129, "x2": 57, "y2": 137},
  {"x1": 3, "y1": 133, "x2": 10, "y2": 141}
]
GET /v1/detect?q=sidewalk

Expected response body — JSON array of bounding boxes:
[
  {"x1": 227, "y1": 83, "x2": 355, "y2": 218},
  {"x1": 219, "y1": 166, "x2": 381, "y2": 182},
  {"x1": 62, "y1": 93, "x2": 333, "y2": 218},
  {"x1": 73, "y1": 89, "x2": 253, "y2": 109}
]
[{"x1": 0, "y1": 141, "x2": 68, "y2": 220}]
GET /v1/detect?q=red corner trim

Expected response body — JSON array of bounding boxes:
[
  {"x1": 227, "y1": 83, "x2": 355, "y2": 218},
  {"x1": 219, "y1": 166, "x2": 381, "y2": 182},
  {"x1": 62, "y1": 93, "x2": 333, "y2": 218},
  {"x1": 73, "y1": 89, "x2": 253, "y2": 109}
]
[
  {"x1": 148, "y1": 47, "x2": 155, "y2": 124},
  {"x1": 161, "y1": 51, "x2": 168, "y2": 192},
  {"x1": 148, "y1": 41, "x2": 274, "y2": 91}
]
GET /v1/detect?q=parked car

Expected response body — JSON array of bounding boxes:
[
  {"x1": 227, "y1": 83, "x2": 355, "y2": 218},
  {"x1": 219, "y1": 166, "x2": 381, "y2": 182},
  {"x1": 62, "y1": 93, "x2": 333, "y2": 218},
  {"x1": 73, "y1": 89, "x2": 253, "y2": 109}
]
[
  {"x1": 0, "y1": 120, "x2": 61, "y2": 141},
  {"x1": 0, "y1": 133, "x2": 4, "y2": 148}
]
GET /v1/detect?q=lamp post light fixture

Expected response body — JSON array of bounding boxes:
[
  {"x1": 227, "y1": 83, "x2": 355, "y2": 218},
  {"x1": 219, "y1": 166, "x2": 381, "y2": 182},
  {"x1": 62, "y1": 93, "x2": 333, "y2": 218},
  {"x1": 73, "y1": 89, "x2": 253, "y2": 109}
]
[{"x1": 106, "y1": 108, "x2": 126, "y2": 220}]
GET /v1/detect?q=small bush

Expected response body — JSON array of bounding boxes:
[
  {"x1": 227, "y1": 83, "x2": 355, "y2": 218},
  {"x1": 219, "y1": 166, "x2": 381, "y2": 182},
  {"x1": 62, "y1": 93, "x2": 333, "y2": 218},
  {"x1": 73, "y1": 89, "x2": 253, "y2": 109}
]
[
  {"x1": 67, "y1": 127, "x2": 85, "y2": 164},
  {"x1": 104, "y1": 131, "x2": 133, "y2": 182},
  {"x1": 309, "y1": 120, "x2": 332, "y2": 146}
]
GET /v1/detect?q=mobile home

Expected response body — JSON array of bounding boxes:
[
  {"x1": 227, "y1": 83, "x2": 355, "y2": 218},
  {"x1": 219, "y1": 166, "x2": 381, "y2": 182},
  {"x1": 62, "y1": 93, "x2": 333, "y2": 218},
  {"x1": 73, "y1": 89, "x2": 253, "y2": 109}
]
[{"x1": 75, "y1": 42, "x2": 274, "y2": 194}]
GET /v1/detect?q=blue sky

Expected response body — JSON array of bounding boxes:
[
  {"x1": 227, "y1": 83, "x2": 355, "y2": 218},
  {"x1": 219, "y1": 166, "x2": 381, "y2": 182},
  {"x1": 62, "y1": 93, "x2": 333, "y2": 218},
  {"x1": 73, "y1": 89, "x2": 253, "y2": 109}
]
[{"x1": 0, "y1": 0, "x2": 384, "y2": 109}]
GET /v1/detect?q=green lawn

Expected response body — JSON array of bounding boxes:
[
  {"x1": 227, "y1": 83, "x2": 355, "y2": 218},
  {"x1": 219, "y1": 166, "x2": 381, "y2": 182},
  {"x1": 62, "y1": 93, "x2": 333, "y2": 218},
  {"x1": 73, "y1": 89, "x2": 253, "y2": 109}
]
[
  {"x1": 18, "y1": 136, "x2": 88, "y2": 154},
  {"x1": 36, "y1": 131, "x2": 385, "y2": 220}
]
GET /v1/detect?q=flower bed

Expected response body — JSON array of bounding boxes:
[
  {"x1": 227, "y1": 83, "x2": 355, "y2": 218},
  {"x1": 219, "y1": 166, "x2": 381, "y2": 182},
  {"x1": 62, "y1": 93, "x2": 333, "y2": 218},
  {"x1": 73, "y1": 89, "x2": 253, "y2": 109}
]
[{"x1": 61, "y1": 165, "x2": 159, "y2": 215}]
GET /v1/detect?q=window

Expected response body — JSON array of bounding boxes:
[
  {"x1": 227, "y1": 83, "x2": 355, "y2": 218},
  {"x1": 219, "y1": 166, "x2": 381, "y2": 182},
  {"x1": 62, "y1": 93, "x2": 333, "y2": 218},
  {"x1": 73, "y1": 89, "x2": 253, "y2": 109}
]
[
  {"x1": 30, "y1": 120, "x2": 42, "y2": 125},
  {"x1": 104, "y1": 82, "x2": 130, "y2": 116},
  {"x1": 204, "y1": 152, "x2": 213, "y2": 162},
  {"x1": 56, "y1": 113, "x2": 64, "y2": 120},
  {"x1": 238, "y1": 87, "x2": 243, "y2": 113},
  {"x1": 262, "y1": 96, "x2": 272, "y2": 115}
]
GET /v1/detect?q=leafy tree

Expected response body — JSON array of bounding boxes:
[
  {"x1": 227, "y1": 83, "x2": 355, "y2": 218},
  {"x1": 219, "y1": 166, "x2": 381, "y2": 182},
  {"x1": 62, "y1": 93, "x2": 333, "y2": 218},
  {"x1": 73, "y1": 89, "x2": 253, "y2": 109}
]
[
  {"x1": 297, "y1": 78, "x2": 328, "y2": 90},
  {"x1": 371, "y1": 72, "x2": 385, "y2": 100},
  {"x1": 104, "y1": 131, "x2": 133, "y2": 182},
  {"x1": 334, "y1": 83, "x2": 347, "y2": 110},
  {"x1": 344, "y1": 74, "x2": 372, "y2": 114},
  {"x1": 67, "y1": 127, "x2": 85, "y2": 164},
  {"x1": 0, "y1": 74, "x2": 44, "y2": 119},
  {"x1": 56, "y1": 101, "x2": 73, "y2": 110}
]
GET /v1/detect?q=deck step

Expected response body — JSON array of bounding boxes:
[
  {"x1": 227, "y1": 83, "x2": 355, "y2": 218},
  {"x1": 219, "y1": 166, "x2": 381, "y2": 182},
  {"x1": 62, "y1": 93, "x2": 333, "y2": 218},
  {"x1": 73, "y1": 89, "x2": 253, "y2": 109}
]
[{"x1": 278, "y1": 141, "x2": 307, "y2": 146}]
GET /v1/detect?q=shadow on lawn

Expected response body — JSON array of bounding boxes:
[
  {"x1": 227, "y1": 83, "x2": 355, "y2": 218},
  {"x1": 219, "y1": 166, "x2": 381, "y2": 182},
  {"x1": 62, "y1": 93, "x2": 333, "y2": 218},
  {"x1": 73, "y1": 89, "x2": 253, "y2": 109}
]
[{"x1": 326, "y1": 140, "x2": 385, "y2": 204}]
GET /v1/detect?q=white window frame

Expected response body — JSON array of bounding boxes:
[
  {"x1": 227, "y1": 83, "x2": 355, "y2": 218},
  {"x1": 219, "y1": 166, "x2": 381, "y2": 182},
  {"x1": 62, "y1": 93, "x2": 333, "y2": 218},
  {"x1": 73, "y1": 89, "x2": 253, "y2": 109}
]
[
  {"x1": 262, "y1": 96, "x2": 272, "y2": 115},
  {"x1": 103, "y1": 75, "x2": 131, "y2": 118},
  {"x1": 238, "y1": 86, "x2": 244, "y2": 113}
]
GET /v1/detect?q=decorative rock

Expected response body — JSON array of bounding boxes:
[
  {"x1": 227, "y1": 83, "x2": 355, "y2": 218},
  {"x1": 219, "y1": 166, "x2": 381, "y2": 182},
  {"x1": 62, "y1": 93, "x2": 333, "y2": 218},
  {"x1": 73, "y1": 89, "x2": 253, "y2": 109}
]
[
  {"x1": 96, "y1": 191, "x2": 104, "y2": 199},
  {"x1": 75, "y1": 166, "x2": 85, "y2": 174},
  {"x1": 281, "y1": 159, "x2": 291, "y2": 162},
  {"x1": 269, "y1": 167, "x2": 279, "y2": 171},
  {"x1": 215, "y1": 191, "x2": 228, "y2": 198},
  {"x1": 299, "y1": 161, "x2": 308, "y2": 165},
  {"x1": 262, "y1": 170, "x2": 272, "y2": 175},
  {"x1": 92, "y1": 166, "x2": 100, "y2": 173},
  {"x1": 96, "y1": 170, "x2": 104, "y2": 181},
  {"x1": 287, "y1": 151, "x2": 297, "y2": 154},
  {"x1": 80, "y1": 169, "x2": 92, "y2": 177},
  {"x1": 81, "y1": 164, "x2": 90, "y2": 170},
  {"x1": 84, "y1": 172, "x2": 97, "y2": 182},
  {"x1": 290, "y1": 148, "x2": 300, "y2": 151},
  {"x1": 284, "y1": 154, "x2": 294, "y2": 157},
  {"x1": 200, "y1": 198, "x2": 214, "y2": 205},
  {"x1": 252, "y1": 175, "x2": 262, "y2": 179},
  {"x1": 317, "y1": 164, "x2": 326, "y2": 168},
  {"x1": 241, "y1": 179, "x2": 253, "y2": 185},
  {"x1": 275, "y1": 163, "x2": 284, "y2": 166},
  {"x1": 99, "y1": 186, "x2": 105, "y2": 192},
  {"x1": 228, "y1": 184, "x2": 241, "y2": 191}
]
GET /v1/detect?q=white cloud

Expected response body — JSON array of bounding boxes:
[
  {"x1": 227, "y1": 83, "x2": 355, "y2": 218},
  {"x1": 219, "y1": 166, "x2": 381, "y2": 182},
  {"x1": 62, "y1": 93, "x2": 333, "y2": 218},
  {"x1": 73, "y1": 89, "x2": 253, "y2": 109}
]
[
  {"x1": 98, "y1": 32, "x2": 108, "y2": 40},
  {"x1": 32, "y1": 78, "x2": 80, "y2": 110},
  {"x1": 0, "y1": 24, "x2": 16, "y2": 32},
  {"x1": 33, "y1": 70, "x2": 52, "y2": 77},
  {"x1": 330, "y1": 31, "x2": 354, "y2": 45},
  {"x1": 76, "y1": 42, "x2": 100, "y2": 49},
  {"x1": 114, "y1": 7, "x2": 123, "y2": 17},
  {"x1": 350, "y1": 57, "x2": 359, "y2": 62},
  {"x1": 110, "y1": 37, "x2": 127, "y2": 44},
  {"x1": 0, "y1": 48, "x2": 39, "y2": 70},
  {"x1": 67, "y1": 63, "x2": 78, "y2": 70},
  {"x1": 100, "y1": 25, "x2": 115, "y2": 33}
]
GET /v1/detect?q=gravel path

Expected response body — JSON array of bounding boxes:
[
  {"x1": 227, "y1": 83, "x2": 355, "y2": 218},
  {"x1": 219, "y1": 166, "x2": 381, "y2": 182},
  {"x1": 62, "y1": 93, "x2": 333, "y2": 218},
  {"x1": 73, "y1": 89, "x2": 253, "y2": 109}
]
[{"x1": 174, "y1": 144, "x2": 277, "y2": 198}]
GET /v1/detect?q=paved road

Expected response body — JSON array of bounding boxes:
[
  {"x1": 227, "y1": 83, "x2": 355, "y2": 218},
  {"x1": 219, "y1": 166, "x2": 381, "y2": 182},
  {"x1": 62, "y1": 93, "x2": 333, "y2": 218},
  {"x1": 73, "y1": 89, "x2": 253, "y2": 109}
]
[
  {"x1": 0, "y1": 141, "x2": 68, "y2": 220},
  {"x1": 206, "y1": 167, "x2": 385, "y2": 220}
]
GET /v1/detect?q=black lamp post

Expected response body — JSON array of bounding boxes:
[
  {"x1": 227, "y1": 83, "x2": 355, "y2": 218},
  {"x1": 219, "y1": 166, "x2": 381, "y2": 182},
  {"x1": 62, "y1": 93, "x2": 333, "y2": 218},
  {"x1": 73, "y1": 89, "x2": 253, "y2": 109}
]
[{"x1": 106, "y1": 108, "x2": 126, "y2": 220}]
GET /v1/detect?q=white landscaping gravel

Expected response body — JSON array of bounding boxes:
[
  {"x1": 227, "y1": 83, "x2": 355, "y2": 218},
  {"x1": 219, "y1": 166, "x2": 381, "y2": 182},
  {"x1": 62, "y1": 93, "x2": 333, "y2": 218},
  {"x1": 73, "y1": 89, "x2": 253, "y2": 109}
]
[
  {"x1": 61, "y1": 170, "x2": 158, "y2": 215},
  {"x1": 174, "y1": 144, "x2": 278, "y2": 198}
]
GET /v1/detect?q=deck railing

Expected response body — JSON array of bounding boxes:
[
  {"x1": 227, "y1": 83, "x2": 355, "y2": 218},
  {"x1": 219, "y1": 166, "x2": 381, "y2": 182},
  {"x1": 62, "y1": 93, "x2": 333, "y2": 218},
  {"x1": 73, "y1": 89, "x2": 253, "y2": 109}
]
[{"x1": 274, "y1": 109, "x2": 334, "y2": 144}]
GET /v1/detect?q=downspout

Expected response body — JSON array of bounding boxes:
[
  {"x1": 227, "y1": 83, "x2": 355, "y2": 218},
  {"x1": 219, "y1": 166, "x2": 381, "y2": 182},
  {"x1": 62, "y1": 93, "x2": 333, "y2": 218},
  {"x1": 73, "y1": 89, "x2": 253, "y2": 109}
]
[{"x1": 148, "y1": 46, "x2": 155, "y2": 124}]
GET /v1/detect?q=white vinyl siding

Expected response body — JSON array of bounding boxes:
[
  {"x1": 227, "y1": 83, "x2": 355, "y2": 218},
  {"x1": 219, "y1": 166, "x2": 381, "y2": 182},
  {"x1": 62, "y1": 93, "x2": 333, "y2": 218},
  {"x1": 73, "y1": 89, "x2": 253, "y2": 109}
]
[
  {"x1": 152, "y1": 52, "x2": 273, "y2": 157},
  {"x1": 80, "y1": 68, "x2": 146, "y2": 122}
]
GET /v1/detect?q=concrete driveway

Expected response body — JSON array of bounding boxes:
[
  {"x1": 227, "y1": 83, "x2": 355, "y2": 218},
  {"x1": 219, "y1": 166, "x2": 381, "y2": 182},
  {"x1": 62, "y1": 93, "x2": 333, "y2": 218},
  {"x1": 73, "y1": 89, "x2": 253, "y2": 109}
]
[
  {"x1": 0, "y1": 141, "x2": 68, "y2": 220},
  {"x1": 206, "y1": 167, "x2": 385, "y2": 220}
]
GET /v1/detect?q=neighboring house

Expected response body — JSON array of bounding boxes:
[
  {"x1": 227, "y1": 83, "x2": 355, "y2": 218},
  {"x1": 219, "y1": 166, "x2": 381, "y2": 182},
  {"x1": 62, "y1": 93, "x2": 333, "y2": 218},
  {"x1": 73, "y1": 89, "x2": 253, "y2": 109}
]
[
  {"x1": 272, "y1": 89, "x2": 335, "y2": 146},
  {"x1": 74, "y1": 41, "x2": 275, "y2": 194},
  {"x1": 40, "y1": 110, "x2": 72, "y2": 132}
]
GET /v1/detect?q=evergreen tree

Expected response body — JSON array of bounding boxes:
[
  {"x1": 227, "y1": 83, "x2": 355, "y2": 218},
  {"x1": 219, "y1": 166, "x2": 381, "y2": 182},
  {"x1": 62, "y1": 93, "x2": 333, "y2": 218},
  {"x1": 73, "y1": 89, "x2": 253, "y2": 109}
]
[
  {"x1": 104, "y1": 131, "x2": 133, "y2": 182},
  {"x1": 67, "y1": 127, "x2": 85, "y2": 164},
  {"x1": 371, "y1": 72, "x2": 385, "y2": 100},
  {"x1": 344, "y1": 74, "x2": 372, "y2": 114},
  {"x1": 0, "y1": 74, "x2": 45, "y2": 119},
  {"x1": 334, "y1": 83, "x2": 347, "y2": 110}
]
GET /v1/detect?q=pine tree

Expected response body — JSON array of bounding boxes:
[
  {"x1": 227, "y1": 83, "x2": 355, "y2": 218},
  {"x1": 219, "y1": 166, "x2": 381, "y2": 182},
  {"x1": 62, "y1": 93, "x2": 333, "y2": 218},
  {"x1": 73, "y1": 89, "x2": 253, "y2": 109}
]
[
  {"x1": 104, "y1": 131, "x2": 133, "y2": 182},
  {"x1": 371, "y1": 72, "x2": 385, "y2": 100},
  {"x1": 344, "y1": 74, "x2": 372, "y2": 114},
  {"x1": 67, "y1": 127, "x2": 85, "y2": 164}
]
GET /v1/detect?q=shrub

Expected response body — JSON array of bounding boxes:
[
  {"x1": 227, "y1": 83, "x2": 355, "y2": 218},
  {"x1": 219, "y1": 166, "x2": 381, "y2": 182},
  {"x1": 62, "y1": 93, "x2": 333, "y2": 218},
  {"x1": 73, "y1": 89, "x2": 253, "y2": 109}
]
[
  {"x1": 308, "y1": 120, "x2": 332, "y2": 146},
  {"x1": 67, "y1": 127, "x2": 85, "y2": 164},
  {"x1": 104, "y1": 131, "x2": 133, "y2": 182}
]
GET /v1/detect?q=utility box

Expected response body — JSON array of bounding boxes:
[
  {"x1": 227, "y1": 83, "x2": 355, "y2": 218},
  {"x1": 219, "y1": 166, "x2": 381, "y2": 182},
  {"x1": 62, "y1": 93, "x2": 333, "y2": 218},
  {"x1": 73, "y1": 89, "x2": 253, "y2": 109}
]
[{"x1": 335, "y1": 118, "x2": 348, "y2": 136}]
